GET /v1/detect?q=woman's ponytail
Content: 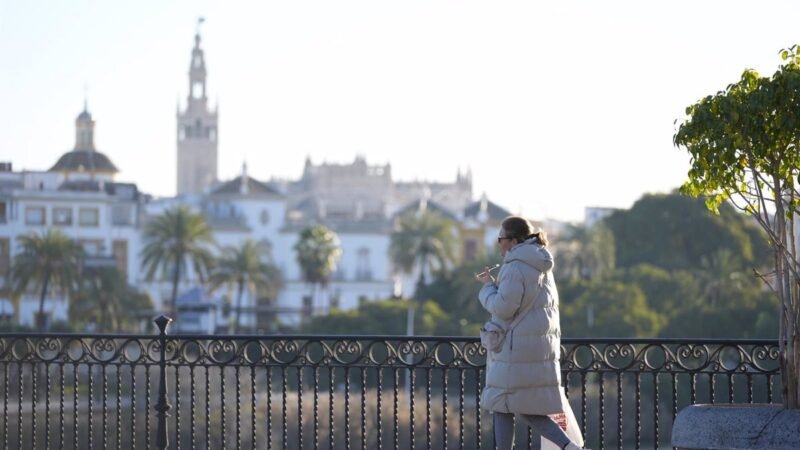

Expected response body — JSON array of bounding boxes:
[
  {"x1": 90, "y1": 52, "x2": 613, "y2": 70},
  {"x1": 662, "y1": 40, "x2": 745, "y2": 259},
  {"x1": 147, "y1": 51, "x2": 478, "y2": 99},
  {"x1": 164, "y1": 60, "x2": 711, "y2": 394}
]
[{"x1": 501, "y1": 216, "x2": 548, "y2": 246}]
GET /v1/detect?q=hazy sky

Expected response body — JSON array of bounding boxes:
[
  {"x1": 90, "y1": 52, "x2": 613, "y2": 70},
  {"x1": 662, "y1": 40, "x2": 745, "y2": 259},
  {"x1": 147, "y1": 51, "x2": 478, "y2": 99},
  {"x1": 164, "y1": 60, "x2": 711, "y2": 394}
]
[{"x1": 2, "y1": 1, "x2": 800, "y2": 222}]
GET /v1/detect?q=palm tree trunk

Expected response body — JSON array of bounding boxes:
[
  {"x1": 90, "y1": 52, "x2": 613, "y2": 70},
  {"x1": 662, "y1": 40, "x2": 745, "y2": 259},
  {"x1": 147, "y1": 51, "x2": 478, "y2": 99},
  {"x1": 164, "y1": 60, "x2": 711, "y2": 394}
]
[
  {"x1": 170, "y1": 257, "x2": 182, "y2": 319},
  {"x1": 414, "y1": 256, "x2": 427, "y2": 300},
  {"x1": 36, "y1": 271, "x2": 51, "y2": 330},
  {"x1": 234, "y1": 278, "x2": 245, "y2": 334},
  {"x1": 100, "y1": 295, "x2": 108, "y2": 333}
]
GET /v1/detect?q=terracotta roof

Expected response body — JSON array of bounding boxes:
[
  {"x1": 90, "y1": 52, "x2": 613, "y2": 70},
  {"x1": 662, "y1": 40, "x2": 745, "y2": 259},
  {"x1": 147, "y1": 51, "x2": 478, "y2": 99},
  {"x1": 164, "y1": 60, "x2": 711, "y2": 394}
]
[
  {"x1": 393, "y1": 198, "x2": 460, "y2": 221},
  {"x1": 210, "y1": 176, "x2": 282, "y2": 196},
  {"x1": 49, "y1": 149, "x2": 118, "y2": 173},
  {"x1": 463, "y1": 199, "x2": 512, "y2": 222}
]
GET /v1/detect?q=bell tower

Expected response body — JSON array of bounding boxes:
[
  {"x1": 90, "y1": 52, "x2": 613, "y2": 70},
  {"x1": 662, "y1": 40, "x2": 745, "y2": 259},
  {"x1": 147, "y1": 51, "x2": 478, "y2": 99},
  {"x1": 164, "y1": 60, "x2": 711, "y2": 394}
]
[{"x1": 177, "y1": 18, "x2": 218, "y2": 195}]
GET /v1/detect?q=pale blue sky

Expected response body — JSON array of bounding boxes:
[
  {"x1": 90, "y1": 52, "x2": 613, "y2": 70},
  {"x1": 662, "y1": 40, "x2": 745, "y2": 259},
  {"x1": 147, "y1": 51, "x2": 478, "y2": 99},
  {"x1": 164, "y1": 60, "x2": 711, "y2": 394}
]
[{"x1": 2, "y1": 1, "x2": 800, "y2": 222}]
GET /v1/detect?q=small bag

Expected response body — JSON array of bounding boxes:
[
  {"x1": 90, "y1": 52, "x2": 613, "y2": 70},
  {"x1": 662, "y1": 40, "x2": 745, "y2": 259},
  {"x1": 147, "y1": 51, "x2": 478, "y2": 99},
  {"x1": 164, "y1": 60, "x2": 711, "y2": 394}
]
[{"x1": 479, "y1": 320, "x2": 506, "y2": 353}]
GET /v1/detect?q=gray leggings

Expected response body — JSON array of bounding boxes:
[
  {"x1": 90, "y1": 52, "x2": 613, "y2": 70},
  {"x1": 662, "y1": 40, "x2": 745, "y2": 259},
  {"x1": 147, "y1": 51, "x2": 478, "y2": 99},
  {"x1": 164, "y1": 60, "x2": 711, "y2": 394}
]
[{"x1": 493, "y1": 412, "x2": 571, "y2": 450}]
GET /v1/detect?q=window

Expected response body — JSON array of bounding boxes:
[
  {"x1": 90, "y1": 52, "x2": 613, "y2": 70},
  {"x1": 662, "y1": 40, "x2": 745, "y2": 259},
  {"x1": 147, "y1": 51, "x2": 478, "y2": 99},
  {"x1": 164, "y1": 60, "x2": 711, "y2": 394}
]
[
  {"x1": 53, "y1": 207, "x2": 73, "y2": 226},
  {"x1": 356, "y1": 247, "x2": 372, "y2": 281},
  {"x1": 79, "y1": 239, "x2": 104, "y2": 256},
  {"x1": 0, "y1": 202, "x2": 6, "y2": 223},
  {"x1": 330, "y1": 289, "x2": 341, "y2": 309},
  {"x1": 79, "y1": 208, "x2": 99, "y2": 226},
  {"x1": 464, "y1": 239, "x2": 478, "y2": 261},
  {"x1": 192, "y1": 81, "x2": 203, "y2": 99},
  {"x1": 111, "y1": 205, "x2": 133, "y2": 226},
  {"x1": 260, "y1": 209, "x2": 270, "y2": 225},
  {"x1": 25, "y1": 206, "x2": 45, "y2": 225}
]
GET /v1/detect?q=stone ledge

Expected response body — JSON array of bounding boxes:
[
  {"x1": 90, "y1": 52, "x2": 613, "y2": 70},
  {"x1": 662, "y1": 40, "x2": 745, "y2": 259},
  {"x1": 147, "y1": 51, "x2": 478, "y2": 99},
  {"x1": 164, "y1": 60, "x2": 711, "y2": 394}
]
[{"x1": 672, "y1": 404, "x2": 800, "y2": 450}]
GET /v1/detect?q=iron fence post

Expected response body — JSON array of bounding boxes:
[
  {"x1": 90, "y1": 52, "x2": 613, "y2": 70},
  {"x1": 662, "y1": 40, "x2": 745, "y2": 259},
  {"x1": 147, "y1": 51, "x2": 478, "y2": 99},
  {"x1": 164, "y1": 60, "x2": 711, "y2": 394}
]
[{"x1": 154, "y1": 315, "x2": 173, "y2": 450}]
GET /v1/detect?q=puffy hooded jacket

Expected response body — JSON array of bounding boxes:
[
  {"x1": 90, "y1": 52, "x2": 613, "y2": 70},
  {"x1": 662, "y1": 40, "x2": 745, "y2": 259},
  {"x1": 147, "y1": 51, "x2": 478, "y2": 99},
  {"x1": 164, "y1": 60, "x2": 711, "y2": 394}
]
[{"x1": 478, "y1": 238, "x2": 566, "y2": 415}]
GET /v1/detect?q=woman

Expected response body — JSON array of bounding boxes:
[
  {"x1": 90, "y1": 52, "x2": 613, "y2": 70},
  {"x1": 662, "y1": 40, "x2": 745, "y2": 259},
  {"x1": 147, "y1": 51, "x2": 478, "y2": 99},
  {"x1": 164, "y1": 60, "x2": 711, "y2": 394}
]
[{"x1": 475, "y1": 216, "x2": 585, "y2": 450}]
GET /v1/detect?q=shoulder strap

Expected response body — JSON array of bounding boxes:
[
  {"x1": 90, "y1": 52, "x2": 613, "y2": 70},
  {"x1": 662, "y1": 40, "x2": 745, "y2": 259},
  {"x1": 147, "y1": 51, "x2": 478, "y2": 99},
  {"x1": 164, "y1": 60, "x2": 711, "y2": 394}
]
[{"x1": 505, "y1": 271, "x2": 547, "y2": 332}]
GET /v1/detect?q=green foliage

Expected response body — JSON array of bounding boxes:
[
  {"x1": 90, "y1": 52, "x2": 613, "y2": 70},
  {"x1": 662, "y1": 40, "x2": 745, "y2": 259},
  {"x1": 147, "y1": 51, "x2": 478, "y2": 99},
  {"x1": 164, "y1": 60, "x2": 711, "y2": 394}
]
[
  {"x1": 301, "y1": 298, "x2": 450, "y2": 335},
  {"x1": 140, "y1": 205, "x2": 215, "y2": 316},
  {"x1": 560, "y1": 279, "x2": 664, "y2": 338},
  {"x1": 615, "y1": 263, "x2": 700, "y2": 321},
  {"x1": 553, "y1": 222, "x2": 616, "y2": 281},
  {"x1": 674, "y1": 54, "x2": 800, "y2": 216},
  {"x1": 604, "y1": 193, "x2": 769, "y2": 272},
  {"x1": 69, "y1": 267, "x2": 153, "y2": 333},
  {"x1": 10, "y1": 229, "x2": 84, "y2": 330},
  {"x1": 293, "y1": 225, "x2": 342, "y2": 287}
]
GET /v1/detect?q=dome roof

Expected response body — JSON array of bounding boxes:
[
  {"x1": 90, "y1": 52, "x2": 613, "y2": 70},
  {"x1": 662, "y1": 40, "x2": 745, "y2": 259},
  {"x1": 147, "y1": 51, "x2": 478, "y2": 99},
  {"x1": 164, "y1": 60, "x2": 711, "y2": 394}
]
[
  {"x1": 49, "y1": 149, "x2": 118, "y2": 173},
  {"x1": 77, "y1": 110, "x2": 92, "y2": 121}
]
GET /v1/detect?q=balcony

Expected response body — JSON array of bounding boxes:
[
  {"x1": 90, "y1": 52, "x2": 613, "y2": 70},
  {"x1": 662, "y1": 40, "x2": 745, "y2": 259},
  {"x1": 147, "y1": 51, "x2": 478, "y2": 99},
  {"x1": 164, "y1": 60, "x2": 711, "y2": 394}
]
[{"x1": 0, "y1": 318, "x2": 781, "y2": 449}]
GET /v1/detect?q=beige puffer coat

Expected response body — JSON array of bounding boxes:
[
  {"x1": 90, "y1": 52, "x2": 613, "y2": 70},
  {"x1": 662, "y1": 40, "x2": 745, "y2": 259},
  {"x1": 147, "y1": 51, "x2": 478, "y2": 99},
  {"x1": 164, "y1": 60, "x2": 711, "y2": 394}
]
[{"x1": 478, "y1": 238, "x2": 566, "y2": 415}]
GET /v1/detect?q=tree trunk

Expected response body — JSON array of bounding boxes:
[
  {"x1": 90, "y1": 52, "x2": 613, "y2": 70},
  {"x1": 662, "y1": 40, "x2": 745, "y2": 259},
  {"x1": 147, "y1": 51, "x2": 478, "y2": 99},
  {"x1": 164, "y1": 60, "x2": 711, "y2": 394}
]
[
  {"x1": 169, "y1": 257, "x2": 182, "y2": 319},
  {"x1": 100, "y1": 296, "x2": 107, "y2": 333},
  {"x1": 234, "y1": 278, "x2": 245, "y2": 334},
  {"x1": 36, "y1": 271, "x2": 51, "y2": 330},
  {"x1": 414, "y1": 256, "x2": 427, "y2": 300}
]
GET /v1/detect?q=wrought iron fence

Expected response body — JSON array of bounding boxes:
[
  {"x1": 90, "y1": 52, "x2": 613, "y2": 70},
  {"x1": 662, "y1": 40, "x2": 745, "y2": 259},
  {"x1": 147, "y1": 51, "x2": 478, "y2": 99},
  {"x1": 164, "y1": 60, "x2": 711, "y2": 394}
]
[{"x1": 0, "y1": 316, "x2": 781, "y2": 449}]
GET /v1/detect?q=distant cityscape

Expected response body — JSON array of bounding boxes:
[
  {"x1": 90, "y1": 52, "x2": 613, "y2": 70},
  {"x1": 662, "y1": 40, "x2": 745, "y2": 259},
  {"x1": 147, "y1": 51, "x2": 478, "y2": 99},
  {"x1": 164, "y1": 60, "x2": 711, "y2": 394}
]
[{"x1": 0, "y1": 29, "x2": 616, "y2": 333}]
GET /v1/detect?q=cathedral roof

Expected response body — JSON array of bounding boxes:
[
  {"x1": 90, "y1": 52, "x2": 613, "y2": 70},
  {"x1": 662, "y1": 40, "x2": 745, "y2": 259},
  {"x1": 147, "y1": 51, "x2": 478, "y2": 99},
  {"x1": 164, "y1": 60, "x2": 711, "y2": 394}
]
[{"x1": 49, "y1": 149, "x2": 119, "y2": 173}]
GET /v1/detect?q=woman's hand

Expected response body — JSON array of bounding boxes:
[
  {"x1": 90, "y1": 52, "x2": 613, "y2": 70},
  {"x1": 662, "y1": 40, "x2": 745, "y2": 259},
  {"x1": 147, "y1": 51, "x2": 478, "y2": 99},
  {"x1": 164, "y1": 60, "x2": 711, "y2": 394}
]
[{"x1": 475, "y1": 266, "x2": 496, "y2": 284}]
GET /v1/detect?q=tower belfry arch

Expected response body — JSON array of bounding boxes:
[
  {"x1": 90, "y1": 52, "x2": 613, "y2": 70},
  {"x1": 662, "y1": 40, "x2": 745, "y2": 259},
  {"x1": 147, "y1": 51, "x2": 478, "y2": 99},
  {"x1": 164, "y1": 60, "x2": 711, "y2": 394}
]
[{"x1": 176, "y1": 17, "x2": 218, "y2": 195}]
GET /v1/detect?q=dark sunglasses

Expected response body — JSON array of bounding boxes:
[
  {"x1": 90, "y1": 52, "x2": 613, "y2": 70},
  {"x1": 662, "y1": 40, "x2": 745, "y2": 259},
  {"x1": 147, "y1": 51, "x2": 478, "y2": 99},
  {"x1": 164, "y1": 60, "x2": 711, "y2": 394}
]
[{"x1": 497, "y1": 237, "x2": 513, "y2": 243}]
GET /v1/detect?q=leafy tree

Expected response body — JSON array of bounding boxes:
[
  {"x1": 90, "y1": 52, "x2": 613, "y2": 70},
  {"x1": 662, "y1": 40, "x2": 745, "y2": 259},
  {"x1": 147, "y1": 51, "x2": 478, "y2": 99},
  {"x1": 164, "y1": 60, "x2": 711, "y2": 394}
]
[
  {"x1": 209, "y1": 239, "x2": 283, "y2": 333},
  {"x1": 294, "y1": 225, "x2": 342, "y2": 314},
  {"x1": 69, "y1": 266, "x2": 153, "y2": 333},
  {"x1": 674, "y1": 46, "x2": 800, "y2": 407},
  {"x1": 604, "y1": 193, "x2": 770, "y2": 273},
  {"x1": 390, "y1": 210, "x2": 459, "y2": 296},
  {"x1": 140, "y1": 205, "x2": 215, "y2": 317},
  {"x1": 560, "y1": 279, "x2": 665, "y2": 338},
  {"x1": 10, "y1": 229, "x2": 83, "y2": 330},
  {"x1": 660, "y1": 275, "x2": 776, "y2": 338},
  {"x1": 615, "y1": 263, "x2": 701, "y2": 321}
]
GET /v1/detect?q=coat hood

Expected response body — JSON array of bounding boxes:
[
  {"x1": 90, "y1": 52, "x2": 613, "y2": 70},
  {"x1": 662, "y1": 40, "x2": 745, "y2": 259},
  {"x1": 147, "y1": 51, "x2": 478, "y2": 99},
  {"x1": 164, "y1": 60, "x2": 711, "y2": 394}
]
[{"x1": 503, "y1": 238, "x2": 554, "y2": 273}]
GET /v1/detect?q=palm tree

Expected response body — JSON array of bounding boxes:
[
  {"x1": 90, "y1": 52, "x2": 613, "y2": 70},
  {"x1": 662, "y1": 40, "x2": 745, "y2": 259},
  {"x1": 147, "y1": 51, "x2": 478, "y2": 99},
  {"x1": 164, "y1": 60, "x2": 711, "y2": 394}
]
[
  {"x1": 10, "y1": 229, "x2": 83, "y2": 330},
  {"x1": 69, "y1": 266, "x2": 154, "y2": 332},
  {"x1": 554, "y1": 222, "x2": 615, "y2": 281},
  {"x1": 293, "y1": 225, "x2": 342, "y2": 315},
  {"x1": 209, "y1": 239, "x2": 283, "y2": 333},
  {"x1": 390, "y1": 210, "x2": 458, "y2": 297},
  {"x1": 140, "y1": 205, "x2": 215, "y2": 317}
]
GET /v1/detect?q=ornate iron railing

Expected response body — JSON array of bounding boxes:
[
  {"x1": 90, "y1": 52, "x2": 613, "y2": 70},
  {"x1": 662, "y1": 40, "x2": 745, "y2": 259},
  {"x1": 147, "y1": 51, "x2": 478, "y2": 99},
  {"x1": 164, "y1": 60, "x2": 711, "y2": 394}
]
[{"x1": 0, "y1": 317, "x2": 781, "y2": 449}]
